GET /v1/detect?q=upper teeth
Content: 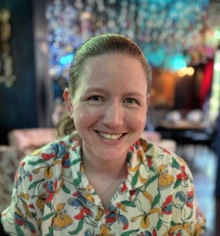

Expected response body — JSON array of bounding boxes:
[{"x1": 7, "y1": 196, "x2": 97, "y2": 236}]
[{"x1": 98, "y1": 132, "x2": 123, "y2": 140}]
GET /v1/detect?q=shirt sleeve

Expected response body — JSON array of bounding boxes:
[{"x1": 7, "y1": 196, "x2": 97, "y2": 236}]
[
  {"x1": 1, "y1": 157, "x2": 41, "y2": 236},
  {"x1": 170, "y1": 158, "x2": 206, "y2": 235}
]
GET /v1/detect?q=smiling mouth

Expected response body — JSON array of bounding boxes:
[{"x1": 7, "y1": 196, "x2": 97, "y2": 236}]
[{"x1": 96, "y1": 131, "x2": 125, "y2": 140}]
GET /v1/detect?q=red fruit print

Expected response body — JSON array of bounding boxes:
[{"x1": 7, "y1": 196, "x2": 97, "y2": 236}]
[
  {"x1": 83, "y1": 207, "x2": 91, "y2": 216},
  {"x1": 63, "y1": 152, "x2": 69, "y2": 160},
  {"x1": 53, "y1": 179, "x2": 58, "y2": 190},
  {"x1": 162, "y1": 195, "x2": 173, "y2": 215},
  {"x1": 129, "y1": 189, "x2": 136, "y2": 196},
  {"x1": 72, "y1": 191, "x2": 80, "y2": 197},
  {"x1": 121, "y1": 182, "x2": 128, "y2": 193},
  {"x1": 105, "y1": 209, "x2": 111, "y2": 215},
  {"x1": 147, "y1": 157, "x2": 153, "y2": 167},
  {"x1": 20, "y1": 162, "x2": 26, "y2": 166},
  {"x1": 135, "y1": 140, "x2": 140, "y2": 146},
  {"x1": 152, "y1": 229, "x2": 157, "y2": 236},
  {"x1": 15, "y1": 218, "x2": 25, "y2": 225},
  {"x1": 105, "y1": 215, "x2": 117, "y2": 223},
  {"x1": 29, "y1": 174, "x2": 32, "y2": 182},
  {"x1": 42, "y1": 153, "x2": 56, "y2": 160},
  {"x1": 176, "y1": 166, "x2": 188, "y2": 181},
  {"x1": 74, "y1": 209, "x2": 84, "y2": 220},
  {"x1": 28, "y1": 204, "x2": 34, "y2": 209},
  {"x1": 123, "y1": 222, "x2": 129, "y2": 230},
  {"x1": 186, "y1": 191, "x2": 194, "y2": 208},
  {"x1": 129, "y1": 146, "x2": 135, "y2": 152},
  {"x1": 45, "y1": 193, "x2": 53, "y2": 203},
  {"x1": 180, "y1": 166, "x2": 185, "y2": 171}
]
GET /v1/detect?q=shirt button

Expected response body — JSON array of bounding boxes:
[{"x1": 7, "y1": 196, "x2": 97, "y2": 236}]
[{"x1": 101, "y1": 218, "x2": 105, "y2": 224}]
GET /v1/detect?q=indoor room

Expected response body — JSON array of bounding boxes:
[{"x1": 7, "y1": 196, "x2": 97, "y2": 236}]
[{"x1": 0, "y1": 0, "x2": 220, "y2": 235}]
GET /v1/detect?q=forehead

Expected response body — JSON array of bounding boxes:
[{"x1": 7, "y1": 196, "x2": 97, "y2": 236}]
[{"x1": 79, "y1": 53, "x2": 147, "y2": 89}]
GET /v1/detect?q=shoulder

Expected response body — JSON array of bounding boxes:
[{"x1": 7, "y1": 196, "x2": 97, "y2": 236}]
[
  {"x1": 140, "y1": 138, "x2": 190, "y2": 175},
  {"x1": 19, "y1": 133, "x2": 81, "y2": 175}
]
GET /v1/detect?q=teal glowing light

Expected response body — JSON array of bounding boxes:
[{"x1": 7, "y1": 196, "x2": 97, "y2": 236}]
[
  {"x1": 60, "y1": 53, "x2": 74, "y2": 65},
  {"x1": 171, "y1": 54, "x2": 187, "y2": 71}
]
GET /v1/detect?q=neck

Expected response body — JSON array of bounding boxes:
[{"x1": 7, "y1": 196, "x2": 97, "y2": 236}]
[
  {"x1": 81, "y1": 147, "x2": 127, "y2": 179},
  {"x1": 80, "y1": 143, "x2": 127, "y2": 208}
]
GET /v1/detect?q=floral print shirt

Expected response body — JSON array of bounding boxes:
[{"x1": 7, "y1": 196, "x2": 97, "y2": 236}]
[{"x1": 1, "y1": 133, "x2": 206, "y2": 236}]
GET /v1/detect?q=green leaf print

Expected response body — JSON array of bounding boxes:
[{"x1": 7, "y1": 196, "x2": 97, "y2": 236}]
[
  {"x1": 149, "y1": 166, "x2": 156, "y2": 173},
  {"x1": 62, "y1": 184, "x2": 71, "y2": 193},
  {"x1": 171, "y1": 220, "x2": 176, "y2": 226},
  {"x1": 70, "y1": 158, "x2": 81, "y2": 166},
  {"x1": 69, "y1": 219, "x2": 84, "y2": 235},
  {"x1": 174, "y1": 179, "x2": 182, "y2": 189},
  {"x1": 120, "y1": 229, "x2": 140, "y2": 236},
  {"x1": 156, "y1": 218, "x2": 162, "y2": 230},
  {"x1": 171, "y1": 157, "x2": 180, "y2": 169},
  {"x1": 126, "y1": 152, "x2": 132, "y2": 165},
  {"x1": 121, "y1": 200, "x2": 136, "y2": 208},
  {"x1": 132, "y1": 171, "x2": 139, "y2": 187},
  {"x1": 15, "y1": 224, "x2": 24, "y2": 236},
  {"x1": 42, "y1": 212, "x2": 56, "y2": 221},
  {"x1": 151, "y1": 193, "x2": 160, "y2": 208},
  {"x1": 146, "y1": 143, "x2": 153, "y2": 151},
  {"x1": 145, "y1": 174, "x2": 159, "y2": 188},
  {"x1": 46, "y1": 202, "x2": 53, "y2": 211},
  {"x1": 73, "y1": 172, "x2": 81, "y2": 187},
  {"x1": 185, "y1": 209, "x2": 193, "y2": 221},
  {"x1": 31, "y1": 212, "x2": 37, "y2": 218},
  {"x1": 28, "y1": 159, "x2": 46, "y2": 165},
  {"x1": 28, "y1": 179, "x2": 44, "y2": 190},
  {"x1": 45, "y1": 227, "x2": 54, "y2": 236}
]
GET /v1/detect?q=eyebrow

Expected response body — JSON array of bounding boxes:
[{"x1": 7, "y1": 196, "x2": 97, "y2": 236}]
[{"x1": 84, "y1": 87, "x2": 146, "y2": 98}]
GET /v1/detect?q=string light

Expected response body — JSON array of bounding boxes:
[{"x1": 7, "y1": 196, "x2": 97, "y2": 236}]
[
  {"x1": 177, "y1": 67, "x2": 195, "y2": 77},
  {"x1": 46, "y1": 0, "x2": 215, "y2": 80}
]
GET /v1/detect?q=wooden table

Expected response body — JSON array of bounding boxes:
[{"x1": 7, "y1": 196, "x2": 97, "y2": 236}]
[{"x1": 159, "y1": 120, "x2": 206, "y2": 130}]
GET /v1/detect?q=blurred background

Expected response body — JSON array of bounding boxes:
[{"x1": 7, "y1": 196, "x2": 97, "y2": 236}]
[{"x1": 0, "y1": 0, "x2": 220, "y2": 235}]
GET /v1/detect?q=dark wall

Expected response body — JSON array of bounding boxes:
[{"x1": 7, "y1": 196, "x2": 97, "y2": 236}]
[{"x1": 0, "y1": 0, "x2": 38, "y2": 144}]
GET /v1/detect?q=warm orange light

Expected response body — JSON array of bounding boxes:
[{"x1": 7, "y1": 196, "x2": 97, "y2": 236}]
[
  {"x1": 177, "y1": 67, "x2": 194, "y2": 77},
  {"x1": 186, "y1": 67, "x2": 194, "y2": 75}
]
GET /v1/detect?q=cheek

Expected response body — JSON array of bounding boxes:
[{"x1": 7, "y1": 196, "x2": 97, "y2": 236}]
[
  {"x1": 127, "y1": 109, "x2": 146, "y2": 129},
  {"x1": 136, "y1": 117, "x2": 146, "y2": 131},
  {"x1": 73, "y1": 105, "x2": 102, "y2": 127}
]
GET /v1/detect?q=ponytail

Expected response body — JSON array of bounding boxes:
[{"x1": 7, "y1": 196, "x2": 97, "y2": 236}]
[{"x1": 57, "y1": 116, "x2": 75, "y2": 137}]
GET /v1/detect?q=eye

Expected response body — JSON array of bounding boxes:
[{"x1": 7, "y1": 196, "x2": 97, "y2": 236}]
[
  {"x1": 123, "y1": 98, "x2": 138, "y2": 104},
  {"x1": 88, "y1": 96, "x2": 103, "y2": 102}
]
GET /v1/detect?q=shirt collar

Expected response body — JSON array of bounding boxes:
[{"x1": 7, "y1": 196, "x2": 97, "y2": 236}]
[
  {"x1": 68, "y1": 133, "x2": 152, "y2": 192},
  {"x1": 125, "y1": 138, "x2": 152, "y2": 190}
]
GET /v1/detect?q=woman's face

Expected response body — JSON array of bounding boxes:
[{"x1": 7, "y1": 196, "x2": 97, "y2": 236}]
[{"x1": 64, "y1": 53, "x2": 150, "y2": 163}]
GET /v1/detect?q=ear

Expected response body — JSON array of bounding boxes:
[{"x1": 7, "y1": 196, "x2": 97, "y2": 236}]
[{"x1": 63, "y1": 88, "x2": 74, "y2": 118}]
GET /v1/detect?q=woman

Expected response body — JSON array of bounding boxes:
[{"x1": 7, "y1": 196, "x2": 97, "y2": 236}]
[{"x1": 1, "y1": 34, "x2": 206, "y2": 235}]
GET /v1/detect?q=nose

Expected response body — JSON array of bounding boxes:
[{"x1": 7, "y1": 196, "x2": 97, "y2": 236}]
[{"x1": 102, "y1": 102, "x2": 123, "y2": 128}]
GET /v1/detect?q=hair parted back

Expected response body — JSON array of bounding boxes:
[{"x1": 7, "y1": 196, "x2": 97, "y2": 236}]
[{"x1": 57, "y1": 34, "x2": 152, "y2": 137}]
